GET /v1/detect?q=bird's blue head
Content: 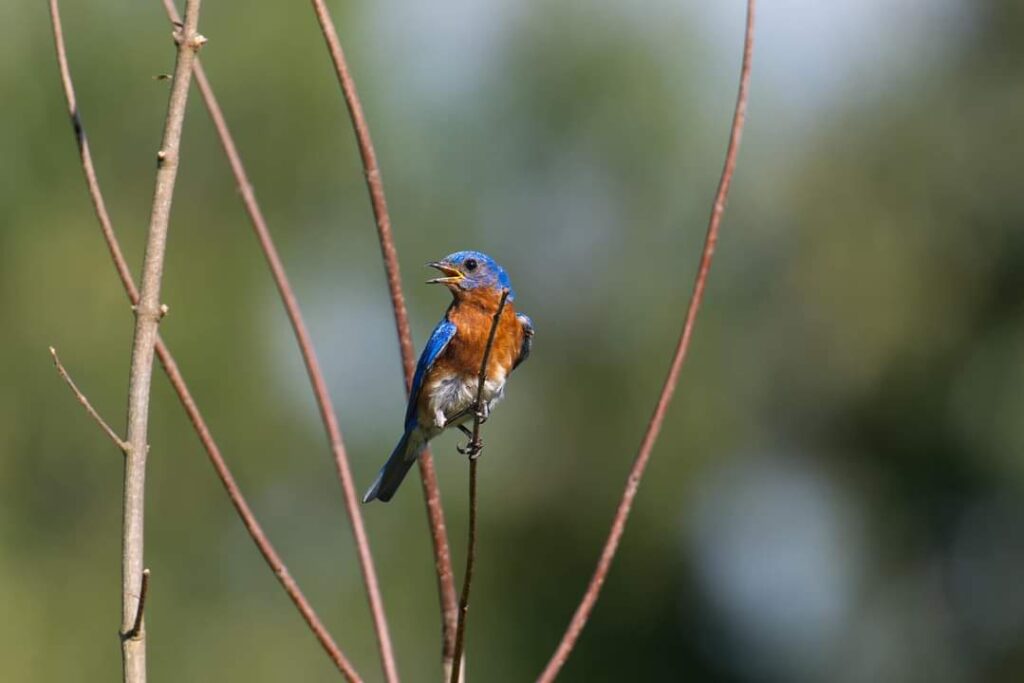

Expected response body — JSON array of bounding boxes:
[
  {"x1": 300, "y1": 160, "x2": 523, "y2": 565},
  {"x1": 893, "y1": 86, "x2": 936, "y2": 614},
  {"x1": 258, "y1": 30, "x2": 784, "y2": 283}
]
[{"x1": 427, "y1": 250, "x2": 515, "y2": 300}]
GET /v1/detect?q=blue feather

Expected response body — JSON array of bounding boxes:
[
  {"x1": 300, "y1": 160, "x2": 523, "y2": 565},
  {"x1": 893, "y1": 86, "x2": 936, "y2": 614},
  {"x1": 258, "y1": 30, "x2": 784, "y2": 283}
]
[
  {"x1": 514, "y1": 313, "x2": 534, "y2": 369},
  {"x1": 404, "y1": 316, "x2": 457, "y2": 432},
  {"x1": 362, "y1": 428, "x2": 427, "y2": 503}
]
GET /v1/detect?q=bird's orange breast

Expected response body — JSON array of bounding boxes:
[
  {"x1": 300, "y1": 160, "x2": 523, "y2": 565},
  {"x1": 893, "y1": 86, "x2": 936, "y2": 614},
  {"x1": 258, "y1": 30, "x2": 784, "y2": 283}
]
[{"x1": 433, "y1": 289, "x2": 524, "y2": 382}]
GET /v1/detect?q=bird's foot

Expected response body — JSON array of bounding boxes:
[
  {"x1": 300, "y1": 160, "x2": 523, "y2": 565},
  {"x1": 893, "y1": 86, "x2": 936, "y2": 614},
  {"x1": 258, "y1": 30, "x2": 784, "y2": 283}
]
[{"x1": 456, "y1": 428, "x2": 483, "y2": 459}]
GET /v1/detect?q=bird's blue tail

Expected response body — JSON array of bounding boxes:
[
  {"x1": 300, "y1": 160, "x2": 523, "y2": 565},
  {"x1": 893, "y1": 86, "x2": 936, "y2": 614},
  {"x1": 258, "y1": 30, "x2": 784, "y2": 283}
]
[{"x1": 362, "y1": 429, "x2": 426, "y2": 503}]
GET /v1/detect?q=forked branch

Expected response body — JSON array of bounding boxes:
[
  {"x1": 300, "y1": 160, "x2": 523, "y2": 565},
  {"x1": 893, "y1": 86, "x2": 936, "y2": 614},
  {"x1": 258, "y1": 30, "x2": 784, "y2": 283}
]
[
  {"x1": 537, "y1": 1, "x2": 757, "y2": 680},
  {"x1": 48, "y1": 2, "x2": 362, "y2": 680}
]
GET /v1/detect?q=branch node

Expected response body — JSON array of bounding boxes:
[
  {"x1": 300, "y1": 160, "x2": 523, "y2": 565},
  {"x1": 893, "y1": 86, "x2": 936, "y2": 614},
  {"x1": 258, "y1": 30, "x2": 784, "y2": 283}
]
[
  {"x1": 135, "y1": 305, "x2": 165, "y2": 324},
  {"x1": 190, "y1": 33, "x2": 207, "y2": 51}
]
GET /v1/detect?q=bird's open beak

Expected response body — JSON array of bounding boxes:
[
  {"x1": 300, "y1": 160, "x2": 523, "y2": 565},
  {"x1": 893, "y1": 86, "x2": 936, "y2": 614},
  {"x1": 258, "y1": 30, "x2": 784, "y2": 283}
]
[{"x1": 426, "y1": 261, "x2": 463, "y2": 285}]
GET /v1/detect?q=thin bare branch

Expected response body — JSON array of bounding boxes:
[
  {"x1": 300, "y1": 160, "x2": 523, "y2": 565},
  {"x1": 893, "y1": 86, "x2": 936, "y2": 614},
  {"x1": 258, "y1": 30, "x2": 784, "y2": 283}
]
[
  {"x1": 154, "y1": 344, "x2": 363, "y2": 682},
  {"x1": 116, "y1": 0, "x2": 205, "y2": 678},
  {"x1": 308, "y1": 0, "x2": 460, "y2": 674},
  {"x1": 449, "y1": 289, "x2": 509, "y2": 683},
  {"x1": 49, "y1": 3, "x2": 362, "y2": 680},
  {"x1": 47, "y1": 0, "x2": 137, "y2": 301},
  {"x1": 155, "y1": 4, "x2": 398, "y2": 680},
  {"x1": 449, "y1": 458, "x2": 477, "y2": 683},
  {"x1": 124, "y1": 568, "x2": 150, "y2": 640},
  {"x1": 536, "y1": 2, "x2": 757, "y2": 680},
  {"x1": 49, "y1": 346, "x2": 129, "y2": 452}
]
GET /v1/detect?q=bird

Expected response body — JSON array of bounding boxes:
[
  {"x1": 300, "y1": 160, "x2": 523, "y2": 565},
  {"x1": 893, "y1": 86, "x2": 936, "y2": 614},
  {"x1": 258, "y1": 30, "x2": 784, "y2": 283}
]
[{"x1": 363, "y1": 250, "x2": 534, "y2": 503}]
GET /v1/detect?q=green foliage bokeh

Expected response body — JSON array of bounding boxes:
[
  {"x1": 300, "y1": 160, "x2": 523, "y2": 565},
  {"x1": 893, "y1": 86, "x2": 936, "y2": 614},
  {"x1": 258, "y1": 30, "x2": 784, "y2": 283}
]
[{"x1": 3, "y1": 1, "x2": 1023, "y2": 681}]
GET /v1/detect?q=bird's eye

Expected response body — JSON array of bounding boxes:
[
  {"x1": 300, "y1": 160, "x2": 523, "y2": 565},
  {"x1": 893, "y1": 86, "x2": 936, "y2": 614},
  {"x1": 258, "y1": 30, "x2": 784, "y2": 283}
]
[{"x1": 464, "y1": 258, "x2": 478, "y2": 271}]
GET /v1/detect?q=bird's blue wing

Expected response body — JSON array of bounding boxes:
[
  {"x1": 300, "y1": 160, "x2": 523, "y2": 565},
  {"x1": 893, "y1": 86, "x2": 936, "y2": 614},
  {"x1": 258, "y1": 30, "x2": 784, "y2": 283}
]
[
  {"x1": 513, "y1": 313, "x2": 534, "y2": 370},
  {"x1": 404, "y1": 317, "x2": 457, "y2": 432}
]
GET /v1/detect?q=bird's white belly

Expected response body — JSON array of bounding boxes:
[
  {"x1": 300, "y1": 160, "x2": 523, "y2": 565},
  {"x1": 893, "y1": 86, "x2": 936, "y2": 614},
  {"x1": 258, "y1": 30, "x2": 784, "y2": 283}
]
[{"x1": 425, "y1": 371, "x2": 506, "y2": 430}]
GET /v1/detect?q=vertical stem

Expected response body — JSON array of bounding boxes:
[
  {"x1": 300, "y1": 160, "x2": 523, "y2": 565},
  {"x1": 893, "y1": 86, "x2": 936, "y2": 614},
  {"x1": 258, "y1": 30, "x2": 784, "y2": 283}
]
[
  {"x1": 449, "y1": 289, "x2": 508, "y2": 683},
  {"x1": 120, "y1": 2, "x2": 203, "y2": 681},
  {"x1": 448, "y1": 459, "x2": 477, "y2": 683}
]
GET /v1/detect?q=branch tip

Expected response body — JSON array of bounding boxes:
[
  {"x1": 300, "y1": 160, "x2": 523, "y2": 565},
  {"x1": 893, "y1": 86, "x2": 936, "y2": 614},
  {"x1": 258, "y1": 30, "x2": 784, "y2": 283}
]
[
  {"x1": 49, "y1": 345, "x2": 129, "y2": 453},
  {"x1": 124, "y1": 568, "x2": 150, "y2": 641}
]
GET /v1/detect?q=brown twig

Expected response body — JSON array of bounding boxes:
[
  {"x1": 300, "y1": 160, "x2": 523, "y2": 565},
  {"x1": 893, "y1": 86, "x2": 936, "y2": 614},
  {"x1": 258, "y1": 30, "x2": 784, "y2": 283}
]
[
  {"x1": 449, "y1": 289, "x2": 509, "y2": 683},
  {"x1": 49, "y1": 346, "x2": 129, "y2": 452},
  {"x1": 124, "y1": 569, "x2": 150, "y2": 640},
  {"x1": 536, "y1": 2, "x2": 757, "y2": 680},
  {"x1": 308, "y1": 0, "x2": 460, "y2": 675},
  {"x1": 153, "y1": 346, "x2": 363, "y2": 682},
  {"x1": 48, "y1": 2, "x2": 363, "y2": 680},
  {"x1": 47, "y1": 1, "x2": 137, "y2": 302},
  {"x1": 157, "y1": 4, "x2": 399, "y2": 681},
  {"x1": 118, "y1": 1, "x2": 203, "y2": 679}
]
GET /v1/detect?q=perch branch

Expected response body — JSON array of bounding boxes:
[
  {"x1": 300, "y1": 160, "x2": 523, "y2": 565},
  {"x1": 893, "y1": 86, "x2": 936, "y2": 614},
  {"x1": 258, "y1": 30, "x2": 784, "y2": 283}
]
[
  {"x1": 449, "y1": 458, "x2": 477, "y2": 683},
  {"x1": 49, "y1": 346, "x2": 129, "y2": 452},
  {"x1": 118, "y1": 0, "x2": 204, "y2": 679},
  {"x1": 308, "y1": 1, "x2": 460, "y2": 675},
  {"x1": 157, "y1": 3, "x2": 399, "y2": 681},
  {"x1": 449, "y1": 289, "x2": 509, "y2": 683},
  {"x1": 49, "y1": 2, "x2": 363, "y2": 680},
  {"x1": 536, "y1": 2, "x2": 757, "y2": 680}
]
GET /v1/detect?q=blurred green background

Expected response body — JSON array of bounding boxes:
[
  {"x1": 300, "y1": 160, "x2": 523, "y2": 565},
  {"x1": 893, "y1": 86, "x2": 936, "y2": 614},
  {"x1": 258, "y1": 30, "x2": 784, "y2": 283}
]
[{"x1": 3, "y1": 0, "x2": 1024, "y2": 680}]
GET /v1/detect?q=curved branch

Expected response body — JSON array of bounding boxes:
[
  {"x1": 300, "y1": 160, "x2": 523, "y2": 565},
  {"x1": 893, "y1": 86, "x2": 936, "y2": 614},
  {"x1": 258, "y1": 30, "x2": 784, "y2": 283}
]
[
  {"x1": 536, "y1": 2, "x2": 757, "y2": 680},
  {"x1": 49, "y1": 2, "x2": 362, "y2": 680},
  {"x1": 156, "y1": 3, "x2": 399, "y2": 681},
  {"x1": 308, "y1": 0, "x2": 460, "y2": 674}
]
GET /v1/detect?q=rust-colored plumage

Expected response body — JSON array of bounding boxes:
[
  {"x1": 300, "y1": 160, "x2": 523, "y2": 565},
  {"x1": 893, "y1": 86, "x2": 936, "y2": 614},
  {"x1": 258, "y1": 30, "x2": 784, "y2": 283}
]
[
  {"x1": 364, "y1": 251, "x2": 533, "y2": 503},
  {"x1": 434, "y1": 288, "x2": 525, "y2": 384}
]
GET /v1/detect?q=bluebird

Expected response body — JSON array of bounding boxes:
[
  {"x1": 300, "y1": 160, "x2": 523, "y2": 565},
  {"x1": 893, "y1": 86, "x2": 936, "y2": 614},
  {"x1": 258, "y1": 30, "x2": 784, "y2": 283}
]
[{"x1": 363, "y1": 251, "x2": 534, "y2": 503}]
